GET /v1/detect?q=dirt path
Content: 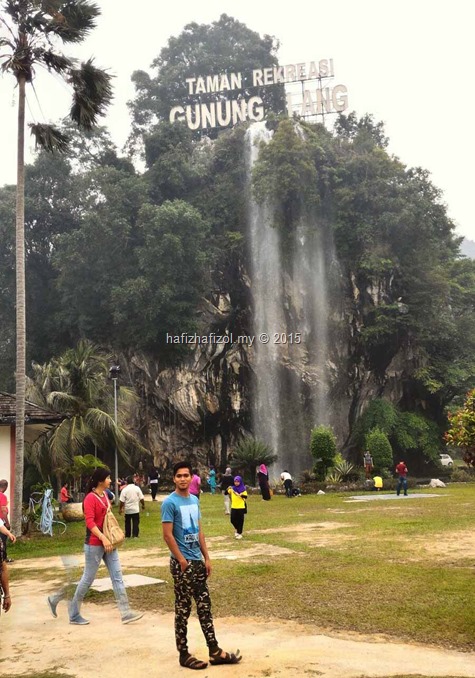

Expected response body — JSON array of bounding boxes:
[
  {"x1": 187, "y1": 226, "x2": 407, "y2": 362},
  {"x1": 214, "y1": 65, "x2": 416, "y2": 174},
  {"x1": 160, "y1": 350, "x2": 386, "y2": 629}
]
[{"x1": 1, "y1": 576, "x2": 474, "y2": 678}]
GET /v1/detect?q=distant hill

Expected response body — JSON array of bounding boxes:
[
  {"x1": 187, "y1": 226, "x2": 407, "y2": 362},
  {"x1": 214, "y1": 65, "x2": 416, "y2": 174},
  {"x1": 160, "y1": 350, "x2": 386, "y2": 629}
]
[{"x1": 461, "y1": 238, "x2": 475, "y2": 259}]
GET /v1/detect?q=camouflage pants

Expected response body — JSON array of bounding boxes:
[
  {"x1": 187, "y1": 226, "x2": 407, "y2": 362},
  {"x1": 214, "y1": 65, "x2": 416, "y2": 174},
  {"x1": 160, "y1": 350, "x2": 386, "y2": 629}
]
[{"x1": 170, "y1": 557, "x2": 218, "y2": 654}]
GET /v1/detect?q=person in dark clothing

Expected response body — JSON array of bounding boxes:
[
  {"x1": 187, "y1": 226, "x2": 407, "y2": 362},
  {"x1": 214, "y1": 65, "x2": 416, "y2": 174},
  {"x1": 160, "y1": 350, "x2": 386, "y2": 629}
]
[
  {"x1": 220, "y1": 467, "x2": 234, "y2": 515},
  {"x1": 149, "y1": 466, "x2": 160, "y2": 501},
  {"x1": 257, "y1": 464, "x2": 271, "y2": 501}
]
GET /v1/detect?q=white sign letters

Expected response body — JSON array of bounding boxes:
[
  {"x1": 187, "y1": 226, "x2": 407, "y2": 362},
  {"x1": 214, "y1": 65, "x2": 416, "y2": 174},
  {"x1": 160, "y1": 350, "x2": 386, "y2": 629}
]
[{"x1": 169, "y1": 58, "x2": 348, "y2": 130}]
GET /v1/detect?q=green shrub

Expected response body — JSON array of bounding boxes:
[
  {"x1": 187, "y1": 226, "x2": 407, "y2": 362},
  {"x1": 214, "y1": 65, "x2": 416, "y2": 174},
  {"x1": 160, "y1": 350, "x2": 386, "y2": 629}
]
[
  {"x1": 365, "y1": 428, "x2": 393, "y2": 473},
  {"x1": 299, "y1": 469, "x2": 317, "y2": 484},
  {"x1": 310, "y1": 425, "x2": 337, "y2": 480},
  {"x1": 325, "y1": 460, "x2": 356, "y2": 483},
  {"x1": 450, "y1": 468, "x2": 475, "y2": 483}
]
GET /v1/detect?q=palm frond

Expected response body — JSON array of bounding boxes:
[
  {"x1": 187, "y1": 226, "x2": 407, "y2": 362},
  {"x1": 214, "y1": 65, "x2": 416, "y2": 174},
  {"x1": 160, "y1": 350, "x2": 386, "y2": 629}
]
[
  {"x1": 4, "y1": 1, "x2": 22, "y2": 22},
  {"x1": 69, "y1": 59, "x2": 113, "y2": 130},
  {"x1": 26, "y1": 433, "x2": 52, "y2": 474},
  {"x1": 84, "y1": 407, "x2": 120, "y2": 436},
  {"x1": 0, "y1": 37, "x2": 14, "y2": 49},
  {"x1": 37, "y1": 48, "x2": 73, "y2": 73},
  {"x1": 26, "y1": 376, "x2": 49, "y2": 409},
  {"x1": 121, "y1": 429, "x2": 148, "y2": 457},
  {"x1": 49, "y1": 417, "x2": 87, "y2": 459},
  {"x1": 45, "y1": 0, "x2": 100, "y2": 43},
  {"x1": 29, "y1": 122, "x2": 70, "y2": 152},
  {"x1": 46, "y1": 390, "x2": 80, "y2": 413},
  {"x1": 40, "y1": 0, "x2": 65, "y2": 13}
]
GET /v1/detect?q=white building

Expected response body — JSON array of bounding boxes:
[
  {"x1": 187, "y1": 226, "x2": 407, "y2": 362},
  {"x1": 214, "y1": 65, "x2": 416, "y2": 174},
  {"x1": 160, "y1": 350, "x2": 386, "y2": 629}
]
[{"x1": 0, "y1": 392, "x2": 63, "y2": 515}]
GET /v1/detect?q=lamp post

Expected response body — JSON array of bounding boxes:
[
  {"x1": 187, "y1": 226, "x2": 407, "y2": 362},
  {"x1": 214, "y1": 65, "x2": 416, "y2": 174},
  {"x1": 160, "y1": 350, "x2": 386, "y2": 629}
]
[{"x1": 109, "y1": 363, "x2": 120, "y2": 505}]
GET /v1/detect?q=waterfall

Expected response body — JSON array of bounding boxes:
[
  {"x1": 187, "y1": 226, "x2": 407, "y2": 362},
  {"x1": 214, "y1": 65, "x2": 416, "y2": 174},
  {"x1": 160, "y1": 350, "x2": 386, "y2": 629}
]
[
  {"x1": 246, "y1": 123, "x2": 284, "y2": 465},
  {"x1": 246, "y1": 122, "x2": 330, "y2": 478}
]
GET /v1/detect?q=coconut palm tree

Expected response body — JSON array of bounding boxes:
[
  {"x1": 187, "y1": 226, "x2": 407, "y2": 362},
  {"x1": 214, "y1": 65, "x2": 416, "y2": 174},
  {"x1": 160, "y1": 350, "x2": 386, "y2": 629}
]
[
  {"x1": 27, "y1": 340, "x2": 147, "y2": 481},
  {"x1": 0, "y1": 1, "x2": 113, "y2": 533}
]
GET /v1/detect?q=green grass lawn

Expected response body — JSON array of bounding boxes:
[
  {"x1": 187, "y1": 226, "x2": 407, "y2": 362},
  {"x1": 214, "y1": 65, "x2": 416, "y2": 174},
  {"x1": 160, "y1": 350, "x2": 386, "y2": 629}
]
[{"x1": 9, "y1": 484, "x2": 475, "y2": 651}]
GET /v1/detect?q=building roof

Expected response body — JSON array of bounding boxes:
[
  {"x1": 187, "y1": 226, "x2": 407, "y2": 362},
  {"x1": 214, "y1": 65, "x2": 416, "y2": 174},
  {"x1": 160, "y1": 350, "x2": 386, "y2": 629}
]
[{"x1": 0, "y1": 392, "x2": 65, "y2": 425}]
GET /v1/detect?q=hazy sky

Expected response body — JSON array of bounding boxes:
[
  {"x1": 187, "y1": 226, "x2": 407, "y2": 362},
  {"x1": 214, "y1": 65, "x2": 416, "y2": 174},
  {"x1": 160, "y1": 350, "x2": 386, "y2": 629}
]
[{"x1": 1, "y1": 0, "x2": 474, "y2": 238}]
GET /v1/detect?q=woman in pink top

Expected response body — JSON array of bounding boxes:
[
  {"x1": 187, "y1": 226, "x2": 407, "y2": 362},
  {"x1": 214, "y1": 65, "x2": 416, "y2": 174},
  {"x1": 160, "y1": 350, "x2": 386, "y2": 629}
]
[
  {"x1": 47, "y1": 468, "x2": 143, "y2": 626},
  {"x1": 189, "y1": 470, "x2": 201, "y2": 498}
]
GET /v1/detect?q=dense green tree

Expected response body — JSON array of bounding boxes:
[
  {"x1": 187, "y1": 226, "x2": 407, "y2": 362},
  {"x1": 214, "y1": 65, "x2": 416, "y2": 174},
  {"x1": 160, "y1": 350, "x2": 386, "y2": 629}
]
[
  {"x1": 310, "y1": 425, "x2": 337, "y2": 480},
  {"x1": 144, "y1": 122, "x2": 200, "y2": 204},
  {"x1": 365, "y1": 428, "x2": 393, "y2": 473},
  {"x1": 111, "y1": 200, "x2": 211, "y2": 355},
  {"x1": 53, "y1": 165, "x2": 146, "y2": 342},
  {"x1": 353, "y1": 399, "x2": 398, "y2": 447},
  {"x1": 128, "y1": 14, "x2": 286, "y2": 144},
  {"x1": 353, "y1": 399, "x2": 441, "y2": 464},
  {"x1": 253, "y1": 119, "x2": 319, "y2": 234},
  {"x1": 0, "y1": 183, "x2": 16, "y2": 388}
]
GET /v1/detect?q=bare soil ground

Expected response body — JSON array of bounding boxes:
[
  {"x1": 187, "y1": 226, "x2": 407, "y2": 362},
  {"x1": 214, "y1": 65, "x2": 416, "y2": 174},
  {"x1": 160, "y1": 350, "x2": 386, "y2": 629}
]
[{"x1": 1, "y1": 520, "x2": 474, "y2": 678}]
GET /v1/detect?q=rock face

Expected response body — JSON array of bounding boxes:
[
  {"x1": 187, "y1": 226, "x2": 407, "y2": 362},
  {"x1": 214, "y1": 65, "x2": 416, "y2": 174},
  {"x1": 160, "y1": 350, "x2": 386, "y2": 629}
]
[
  {"x1": 125, "y1": 259, "x2": 415, "y2": 475},
  {"x1": 124, "y1": 291, "x2": 252, "y2": 472}
]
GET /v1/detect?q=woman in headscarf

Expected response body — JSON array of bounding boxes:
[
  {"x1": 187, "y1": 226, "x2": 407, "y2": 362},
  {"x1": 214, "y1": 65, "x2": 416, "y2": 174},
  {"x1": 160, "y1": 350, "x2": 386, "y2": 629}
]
[
  {"x1": 227, "y1": 476, "x2": 248, "y2": 539},
  {"x1": 257, "y1": 463, "x2": 271, "y2": 501},
  {"x1": 220, "y1": 467, "x2": 234, "y2": 515}
]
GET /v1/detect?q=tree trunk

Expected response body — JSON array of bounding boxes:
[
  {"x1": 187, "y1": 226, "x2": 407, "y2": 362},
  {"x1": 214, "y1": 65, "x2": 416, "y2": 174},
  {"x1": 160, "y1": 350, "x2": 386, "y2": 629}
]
[{"x1": 12, "y1": 74, "x2": 26, "y2": 536}]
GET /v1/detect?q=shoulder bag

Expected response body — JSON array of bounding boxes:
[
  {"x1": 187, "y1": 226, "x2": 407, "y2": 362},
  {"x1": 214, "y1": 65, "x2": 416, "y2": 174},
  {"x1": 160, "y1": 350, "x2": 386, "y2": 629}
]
[{"x1": 94, "y1": 494, "x2": 125, "y2": 548}]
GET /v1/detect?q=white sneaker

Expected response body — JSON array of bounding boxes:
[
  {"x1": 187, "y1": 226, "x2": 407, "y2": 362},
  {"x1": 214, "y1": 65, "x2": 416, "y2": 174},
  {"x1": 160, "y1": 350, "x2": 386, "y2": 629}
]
[{"x1": 235, "y1": 534, "x2": 243, "y2": 540}]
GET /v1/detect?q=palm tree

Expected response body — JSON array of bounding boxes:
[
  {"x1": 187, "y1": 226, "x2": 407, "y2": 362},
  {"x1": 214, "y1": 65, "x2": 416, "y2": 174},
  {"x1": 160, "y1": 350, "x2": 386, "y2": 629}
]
[
  {"x1": 0, "y1": 1, "x2": 113, "y2": 534},
  {"x1": 27, "y1": 340, "x2": 147, "y2": 480}
]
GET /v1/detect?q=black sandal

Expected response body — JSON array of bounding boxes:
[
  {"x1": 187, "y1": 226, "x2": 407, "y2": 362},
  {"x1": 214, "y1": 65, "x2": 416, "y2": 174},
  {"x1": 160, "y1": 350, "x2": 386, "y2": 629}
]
[
  {"x1": 209, "y1": 647, "x2": 242, "y2": 665},
  {"x1": 179, "y1": 653, "x2": 208, "y2": 670}
]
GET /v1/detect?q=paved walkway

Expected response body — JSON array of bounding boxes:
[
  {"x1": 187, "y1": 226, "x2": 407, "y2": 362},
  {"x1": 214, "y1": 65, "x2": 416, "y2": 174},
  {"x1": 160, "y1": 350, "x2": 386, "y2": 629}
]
[{"x1": 346, "y1": 493, "x2": 447, "y2": 502}]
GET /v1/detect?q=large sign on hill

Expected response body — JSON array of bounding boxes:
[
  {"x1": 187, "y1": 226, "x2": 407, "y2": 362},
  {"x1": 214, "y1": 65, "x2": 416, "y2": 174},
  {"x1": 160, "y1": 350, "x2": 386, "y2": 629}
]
[{"x1": 170, "y1": 58, "x2": 348, "y2": 130}]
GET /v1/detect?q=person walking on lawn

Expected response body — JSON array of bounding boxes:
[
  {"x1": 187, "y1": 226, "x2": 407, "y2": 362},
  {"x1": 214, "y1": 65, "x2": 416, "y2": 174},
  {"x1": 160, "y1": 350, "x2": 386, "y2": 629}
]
[
  {"x1": 47, "y1": 468, "x2": 143, "y2": 625},
  {"x1": 162, "y1": 461, "x2": 242, "y2": 670},
  {"x1": 119, "y1": 476, "x2": 145, "y2": 538},
  {"x1": 395, "y1": 460, "x2": 409, "y2": 496},
  {"x1": 149, "y1": 465, "x2": 160, "y2": 501}
]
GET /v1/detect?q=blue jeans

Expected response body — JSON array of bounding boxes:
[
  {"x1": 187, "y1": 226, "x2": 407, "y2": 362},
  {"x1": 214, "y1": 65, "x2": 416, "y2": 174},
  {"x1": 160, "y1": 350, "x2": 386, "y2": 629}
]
[
  {"x1": 397, "y1": 476, "x2": 408, "y2": 495},
  {"x1": 69, "y1": 544, "x2": 130, "y2": 621}
]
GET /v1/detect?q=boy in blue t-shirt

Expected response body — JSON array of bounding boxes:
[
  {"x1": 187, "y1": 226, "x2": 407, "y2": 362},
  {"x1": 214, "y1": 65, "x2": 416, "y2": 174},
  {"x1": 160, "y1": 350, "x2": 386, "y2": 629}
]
[{"x1": 161, "y1": 461, "x2": 242, "y2": 670}]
